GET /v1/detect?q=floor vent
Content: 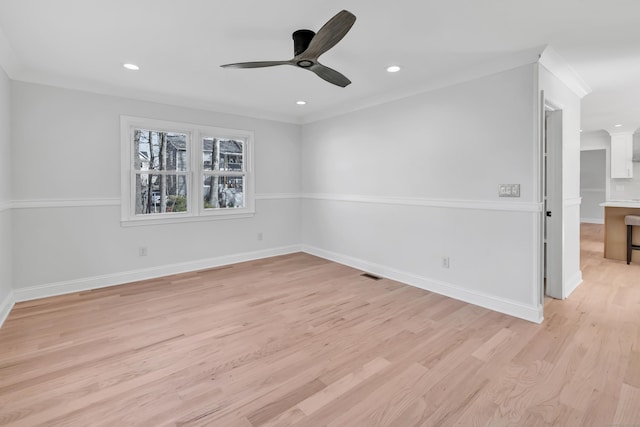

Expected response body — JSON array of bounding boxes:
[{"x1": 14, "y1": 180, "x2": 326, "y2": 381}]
[{"x1": 361, "y1": 273, "x2": 382, "y2": 280}]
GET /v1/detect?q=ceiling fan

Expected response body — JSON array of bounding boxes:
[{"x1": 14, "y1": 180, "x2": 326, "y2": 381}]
[{"x1": 221, "y1": 10, "x2": 356, "y2": 87}]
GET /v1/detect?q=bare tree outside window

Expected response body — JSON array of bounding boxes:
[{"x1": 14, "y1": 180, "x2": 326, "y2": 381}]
[{"x1": 134, "y1": 129, "x2": 188, "y2": 215}]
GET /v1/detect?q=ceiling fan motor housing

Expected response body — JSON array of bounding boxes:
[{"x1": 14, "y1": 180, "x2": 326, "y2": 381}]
[{"x1": 292, "y1": 29, "x2": 316, "y2": 56}]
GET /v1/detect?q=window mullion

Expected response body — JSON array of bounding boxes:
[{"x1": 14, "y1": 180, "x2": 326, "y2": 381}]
[
  {"x1": 192, "y1": 131, "x2": 201, "y2": 215},
  {"x1": 201, "y1": 172, "x2": 246, "y2": 176}
]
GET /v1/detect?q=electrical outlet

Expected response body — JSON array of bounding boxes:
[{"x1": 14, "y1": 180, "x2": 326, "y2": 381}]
[
  {"x1": 257, "y1": 232, "x2": 263, "y2": 241},
  {"x1": 139, "y1": 246, "x2": 148, "y2": 257},
  {"x1": 442, "y1": 256, "x2": 450, "y2": 269}
]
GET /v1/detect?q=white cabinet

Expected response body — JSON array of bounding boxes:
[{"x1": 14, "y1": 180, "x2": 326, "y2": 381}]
[{"x1": 611, "y1": 133, "x2": 633, "y2": 178}]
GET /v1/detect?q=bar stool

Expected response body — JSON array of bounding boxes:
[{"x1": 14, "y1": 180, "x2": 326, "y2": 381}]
[{"x1": 625, "y1": 215, "x2": 640, "y2": 265}]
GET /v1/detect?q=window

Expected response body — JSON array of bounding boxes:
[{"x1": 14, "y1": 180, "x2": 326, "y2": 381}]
[
  {"x1": 121, "y1": 116, "x2": 254, "y2": 225},
  {"x1": 133, "y1": 129, "x2": 189, "y2": 215},
  {"x1": 202, "y1": 137, "x2": 245, "y2": 210}
]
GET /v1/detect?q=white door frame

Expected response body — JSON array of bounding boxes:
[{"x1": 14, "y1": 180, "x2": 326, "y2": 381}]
[{"x1": 543, "y1": 103, "x2": 564, "y2": 300}]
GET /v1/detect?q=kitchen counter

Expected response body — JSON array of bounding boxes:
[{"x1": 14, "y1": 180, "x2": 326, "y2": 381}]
[
  {"x1": 599, "y1": 201, "x2": 640, "y2": 262},
  {"x1": 599, "y1": 200, "x2": 640, "y2": 208}
]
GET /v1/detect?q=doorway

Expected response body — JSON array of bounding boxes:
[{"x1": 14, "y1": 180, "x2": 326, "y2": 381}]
[
  {"x1": 579, "y1": 149, "x2": 606, "y2": 224},
  {"x1": 543, "y1": 106, "x2": 564, "y2": 300}
]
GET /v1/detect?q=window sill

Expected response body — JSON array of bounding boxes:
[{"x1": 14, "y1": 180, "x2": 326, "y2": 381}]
[{"x1": 120, "y1": 210, "x2": 255, "y2": 227}]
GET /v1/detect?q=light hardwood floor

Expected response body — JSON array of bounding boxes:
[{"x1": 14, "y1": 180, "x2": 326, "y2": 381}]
[{"x1": 0, "y1": 223, "x2": 639, "y2": 426}]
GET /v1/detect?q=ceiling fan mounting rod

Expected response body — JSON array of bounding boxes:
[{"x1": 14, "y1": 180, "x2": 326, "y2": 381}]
[{"x1": 292, "y1": 29, "x2": 316, "y2": 56}]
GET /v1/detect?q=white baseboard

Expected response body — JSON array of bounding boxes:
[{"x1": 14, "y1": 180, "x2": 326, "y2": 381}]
[
  {"x1": 0, "y1": 289, "x2": 15, "y2": 328},
  {"x1": 565, "y1": 270, "x2": 583, "y2": 298},
  {"x1": 580, "y1": 218, "x2": 604, "y2": 224},
  {"x1": 13, "y1": 245, "x2": 302, "y2": 303},
  {"x1": 302, "y1": 245, "x2": 543, "y2": 324},
  {"x1": 8, "y1": 243, "x2": 545, "y2": 325}
]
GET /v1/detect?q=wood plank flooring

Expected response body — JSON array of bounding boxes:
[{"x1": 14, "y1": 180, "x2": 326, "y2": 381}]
[{"x1": 0, "y1": 223, "x2": 639, "y2": 426}]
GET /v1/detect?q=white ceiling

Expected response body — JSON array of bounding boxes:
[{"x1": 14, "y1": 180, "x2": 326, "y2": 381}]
[{"x1": 0, "y1": 0, "x2": 639, "y2": 131}]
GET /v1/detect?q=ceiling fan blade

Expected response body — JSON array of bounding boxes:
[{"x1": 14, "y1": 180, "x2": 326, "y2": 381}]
[
  {"x1": 300, "y1": 10, "x2": 356, "y2": 59},
  {"x1": 309, "y1": 63, "x2": 351, "y2": 87},
  {"x1": 221, "y1": 60, "x2": 291, "y2": 69}
]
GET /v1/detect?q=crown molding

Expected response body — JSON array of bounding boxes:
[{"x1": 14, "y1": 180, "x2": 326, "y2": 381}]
[
  {"x1": 538, "y1": 46, "x2": 591, "y2": 99},
  {"x1": 0, "y1": 25, "x2": 591, "y2": 127},
  {"x1": 12, "y1": 70, "x2": 302, "y2": 125},
  {"x1": 608, "y1": 130, "x2": 634, "y2": 137},
  {"x1": 301, "y1": 46, "x2": 546, "y2": 124}
]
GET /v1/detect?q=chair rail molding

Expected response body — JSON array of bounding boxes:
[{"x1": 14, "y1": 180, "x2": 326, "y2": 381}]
[{"x1": 301, "y1": 193, "x2": 542, "y2": 213}]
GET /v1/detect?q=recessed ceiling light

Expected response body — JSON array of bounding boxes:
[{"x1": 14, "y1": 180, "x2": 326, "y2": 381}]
[
  {"x1": 614, "y1": 124, "x2": 623, "y2": 127},
  {"x1": 386, "y1": 65, "x2": 401, "y2": 73},
  {"x1": 580, "y1": 129, "x2": 583, "y2": 132},
  {"x1": 123, "y1": 63, "x2": 140, "y2": 71},
  {"x1": 296, "y1": 101, "x2": 306, "y2": 105}
]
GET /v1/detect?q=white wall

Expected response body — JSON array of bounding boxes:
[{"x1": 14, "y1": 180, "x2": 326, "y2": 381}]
[
  {"x1": 581, "y1": 130, "x2": 611, "y2": 203},
  {"x1": 581, "y1": 130, "x2": 609, "y2": 151},
  {"x1": 0, "y1": 66, "x2": 13, "y2": 325},
  {"x1": 10, "y1": 82, "x2": 301, "y2": 299},
  {"x1": 580, "y1": 149, "x2": 606, "y2": 223},
  {"x1": 538, "y1": 65, "x2": 583, "y2": 297},
  {"x1": 301, "y1": 65, "x2": 543, "y2": 322}
]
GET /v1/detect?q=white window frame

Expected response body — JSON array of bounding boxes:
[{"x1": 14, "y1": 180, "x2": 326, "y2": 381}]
[{"x1": 120, "y1": 116, "x2": 255, "y2": 226}]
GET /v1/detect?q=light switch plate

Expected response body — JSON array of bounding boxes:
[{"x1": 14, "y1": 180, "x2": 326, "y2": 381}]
[{"x1": 499, "y1": 184, "x2": 520, "y2": 197}]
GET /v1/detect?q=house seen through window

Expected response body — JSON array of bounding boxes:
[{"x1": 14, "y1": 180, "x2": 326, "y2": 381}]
[{"x1": 202, "y1": 137, "x2": 245, "y2": 210}]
